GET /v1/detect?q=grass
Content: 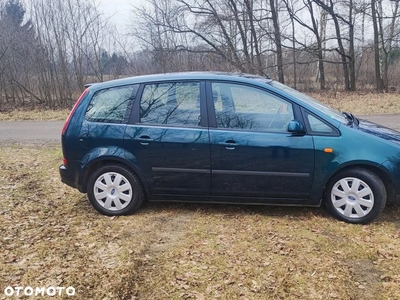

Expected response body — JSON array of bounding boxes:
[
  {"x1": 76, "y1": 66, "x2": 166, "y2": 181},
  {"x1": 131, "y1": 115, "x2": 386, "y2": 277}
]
[
  {"x1": 0, "y1": 91, "x2": 400, "y2": 121},
  {"x1": 310, "y1": 91, "x2": 400, "y2": 115},
  {"x1": 0, "y1": 109, "x2": 70, "y2": 121},
  {"x1": 1, "y1": 145, "x2": 400, "y2": 299}
]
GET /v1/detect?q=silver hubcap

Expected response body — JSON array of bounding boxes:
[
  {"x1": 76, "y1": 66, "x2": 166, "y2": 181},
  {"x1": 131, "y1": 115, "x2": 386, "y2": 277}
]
[
  {"x1": 94, "y1": 172, "x2": 132, "y2": 211},
  {"x1": 331, "y1": 177, "x2": 374, "y2": 219}
]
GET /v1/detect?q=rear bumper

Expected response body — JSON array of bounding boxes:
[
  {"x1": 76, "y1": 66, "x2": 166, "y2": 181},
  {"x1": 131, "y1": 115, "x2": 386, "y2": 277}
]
[{"x1": 59, "y1": 164, "x2": 84, "y2": 192}]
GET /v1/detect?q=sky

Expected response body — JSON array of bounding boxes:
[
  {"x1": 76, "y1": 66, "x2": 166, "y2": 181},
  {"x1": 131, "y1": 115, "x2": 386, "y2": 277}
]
[{"x1": 98, "y1": 0, "x2": 145, "y2": 33}]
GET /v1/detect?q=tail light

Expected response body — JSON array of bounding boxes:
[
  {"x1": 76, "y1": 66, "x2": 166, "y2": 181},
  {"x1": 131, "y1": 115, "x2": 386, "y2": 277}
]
[{"x1": 61, "y1": 88, "x2": 89, "y2": 135}]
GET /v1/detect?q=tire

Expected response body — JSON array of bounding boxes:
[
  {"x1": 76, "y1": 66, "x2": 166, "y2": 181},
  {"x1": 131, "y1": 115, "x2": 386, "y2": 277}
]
[
  {"x1": 325, "y1": 168, "x2": 386, "y2": 224},
  {"x1": 87, "y1": 164, "x2": 145, "y2": 216}
]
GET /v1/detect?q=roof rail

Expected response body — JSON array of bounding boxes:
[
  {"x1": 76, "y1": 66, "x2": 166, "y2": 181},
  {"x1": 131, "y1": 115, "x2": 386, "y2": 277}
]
[{"x1": 84, "y1": 83, "x2": 95, "y2": 88}]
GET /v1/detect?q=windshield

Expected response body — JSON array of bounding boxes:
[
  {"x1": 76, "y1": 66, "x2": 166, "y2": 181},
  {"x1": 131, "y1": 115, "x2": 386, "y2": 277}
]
[{"x1": 269, "y1": 81, "x2": 348, "y2": 124}]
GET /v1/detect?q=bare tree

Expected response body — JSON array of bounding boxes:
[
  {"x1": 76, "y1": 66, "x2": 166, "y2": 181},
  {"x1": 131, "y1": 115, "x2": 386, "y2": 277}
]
[
  {"x1": 131, "y1": 0, "x2": 296, "y2": 80},
  {"x1": 27, "y1": 0, "x2": 117, "y2": 108},
  {"x1": 0, "y1": 0, "x2": 41, "y2": 109},
  {"x1": 372, "y1": 0, "x2": 400, "y2": 92},
  {"x1": 312, "y1": 0, "x2": 355, "y2": 91},
  {"x1": 283, "y1": 0, "x2": 327, "y2": 89},
  {"x1": 269, "y1": 0, "x2": 285, "y2": 83},
  {"x1": 371, "y1": 0, "x2": 384, "y2": 90}
]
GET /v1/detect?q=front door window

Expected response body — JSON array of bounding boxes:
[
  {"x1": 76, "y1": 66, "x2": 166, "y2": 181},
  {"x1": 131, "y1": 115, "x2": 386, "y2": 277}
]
[{"x1": 212, "y1": 82, "x2": 294, "y2": 132}]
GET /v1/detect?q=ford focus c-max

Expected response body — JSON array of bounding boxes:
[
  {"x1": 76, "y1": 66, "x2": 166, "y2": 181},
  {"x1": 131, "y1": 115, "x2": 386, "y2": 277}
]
[{"x1": 60, "y1": 72, "x2": 400, "y2": 224}]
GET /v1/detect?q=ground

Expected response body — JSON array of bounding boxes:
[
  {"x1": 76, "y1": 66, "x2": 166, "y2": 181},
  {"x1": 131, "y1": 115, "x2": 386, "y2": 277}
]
[
  {"x1": 1, "y1": 144, "x2": 400, "y2": 299},
  {"x1": 1, "y1": 92, "x2": 400, "y2": 299}
]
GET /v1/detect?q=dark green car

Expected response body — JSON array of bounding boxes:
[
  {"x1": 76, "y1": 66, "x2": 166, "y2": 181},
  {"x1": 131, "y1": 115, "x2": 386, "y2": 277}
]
[{"x1": 60, "y1": 72, "x2": 400, "y2": 224}]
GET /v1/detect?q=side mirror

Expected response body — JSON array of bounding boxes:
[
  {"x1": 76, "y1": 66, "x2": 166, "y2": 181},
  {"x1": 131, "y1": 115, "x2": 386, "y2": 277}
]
[{"x1": 288, "y1": 120, "x2": 305, "y2": 134}]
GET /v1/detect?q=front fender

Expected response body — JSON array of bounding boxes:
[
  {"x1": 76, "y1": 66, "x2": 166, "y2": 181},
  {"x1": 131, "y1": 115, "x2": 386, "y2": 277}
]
[
  {"x1": 308, "y1": 157, "x2": 382, "y2": 205},
  {"x1": 379, "y1": 160, "x2": 400, "y2": 195},
  {"x1": 307, "y1": 132, "x2": 391, "y2": 205}
]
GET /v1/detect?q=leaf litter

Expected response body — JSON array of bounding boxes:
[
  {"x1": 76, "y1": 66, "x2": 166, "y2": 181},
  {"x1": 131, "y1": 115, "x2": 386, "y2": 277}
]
[{"x1": 0, "y1": 145, "x2": 400, "y2": 299}]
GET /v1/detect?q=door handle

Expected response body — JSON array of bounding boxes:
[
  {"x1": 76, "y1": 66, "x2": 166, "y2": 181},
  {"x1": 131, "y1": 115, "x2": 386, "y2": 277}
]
[
  {"x1": 218, "y1": 140, "x2": 238, "y2": 150},
  {"x1": 133, "y1": 135, "x2": 154, "y2": 145}
]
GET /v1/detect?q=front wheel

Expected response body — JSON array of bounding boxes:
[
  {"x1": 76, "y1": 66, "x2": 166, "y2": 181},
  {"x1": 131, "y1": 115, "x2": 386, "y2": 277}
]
[
  {"x1": 87, "y1": 164, "x2": 145, "y2": 216},
  {"x1": 325, "y1": 168, "x2": 386, "y2": 224}
]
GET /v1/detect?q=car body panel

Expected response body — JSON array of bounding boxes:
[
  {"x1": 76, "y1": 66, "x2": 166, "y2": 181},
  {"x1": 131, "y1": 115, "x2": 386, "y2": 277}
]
[
  {"x1": 209, "y1": 129, "x2": 314, "y2": 201},
  {"x1": 358, "y1": 119, "x2": 400, "y2": 144},
  {"x1": 308, "y1": 122, "x2": 400, "y2": 203},
  {"x1": 123, "y1": 125, "x2": 211, "y2": 195}
]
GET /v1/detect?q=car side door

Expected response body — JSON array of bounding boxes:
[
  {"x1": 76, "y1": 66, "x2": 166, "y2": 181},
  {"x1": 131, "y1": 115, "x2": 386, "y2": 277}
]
[
  {"x1": 207, "y1": 81, "x2": 315, "y2": 203},
  {"x1": 124, "y1": 80, "x2": 211, "y2": 197}
]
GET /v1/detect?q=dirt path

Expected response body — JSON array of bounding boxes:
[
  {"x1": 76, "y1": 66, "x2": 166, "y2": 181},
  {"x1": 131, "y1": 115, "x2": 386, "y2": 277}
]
[{"x1": 0, "y1": 115, "x2": 399, "y2": 144}]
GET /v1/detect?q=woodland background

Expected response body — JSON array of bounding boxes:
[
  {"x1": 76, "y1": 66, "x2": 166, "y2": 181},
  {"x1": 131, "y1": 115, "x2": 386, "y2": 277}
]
[{"x1": 1, "y1": 0, "x2": 400, "y2": 110}]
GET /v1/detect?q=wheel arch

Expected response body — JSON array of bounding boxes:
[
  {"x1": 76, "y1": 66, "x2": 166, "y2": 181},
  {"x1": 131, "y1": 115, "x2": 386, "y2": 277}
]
[
  {"x1": 322, "y1": 164, "x2": 394, "y2": 205},
  {"x1": 80, "y1": 156, "x2": 149, "y2": 196}
]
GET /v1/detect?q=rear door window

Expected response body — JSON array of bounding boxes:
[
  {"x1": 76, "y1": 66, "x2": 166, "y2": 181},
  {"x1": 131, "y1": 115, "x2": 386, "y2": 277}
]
[{"x1": 139, "y1": 82, "x2": 201, "y2": 127}]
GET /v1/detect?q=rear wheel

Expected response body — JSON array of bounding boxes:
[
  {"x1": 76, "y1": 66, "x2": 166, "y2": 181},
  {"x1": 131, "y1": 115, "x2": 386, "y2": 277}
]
[
  {"x1": 325, "y1": 168, "x2": 386, "y2": 224},
  {"x1": 87, "y1": 164, "x2": 145, "y2": 216}
]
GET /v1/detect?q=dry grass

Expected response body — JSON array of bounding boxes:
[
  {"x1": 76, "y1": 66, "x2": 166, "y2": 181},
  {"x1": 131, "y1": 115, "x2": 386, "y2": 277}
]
[
  {"x1": 0, "y1": 109, "x2": 69, "y2": 121},
  {"x1": 0, "y1": 91, "x2": 400, "y2": 122},
  {"x1": 1, "y1": 145, "x2": 400, "y2": 299},
  {"x1": 309, "y1": 91, "x2": 400, "y2": 115}
]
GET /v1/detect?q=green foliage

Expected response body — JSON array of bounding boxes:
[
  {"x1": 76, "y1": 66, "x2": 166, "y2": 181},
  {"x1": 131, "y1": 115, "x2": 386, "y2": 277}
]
[
  {"x1": 101, "y1": 51, "x2": 128, "y2": 76},
  {"x1": 5, "y1": 0, "x2": 24, "y2": 25},
  {"x1": 388, "y1": 48, "x2": 400, "y2": 65},
  {"x1": 0, "y1": 0, "x2": 33, "y2": 34},
  {"x1": 2, "y1": 0, "x2": 31, "y2": 29}
]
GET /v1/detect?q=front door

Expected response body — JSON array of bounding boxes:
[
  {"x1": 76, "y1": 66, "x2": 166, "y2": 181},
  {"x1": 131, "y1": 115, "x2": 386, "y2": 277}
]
[{"x1": 208, "y1": 82, "x2": 314, "y2": 202}]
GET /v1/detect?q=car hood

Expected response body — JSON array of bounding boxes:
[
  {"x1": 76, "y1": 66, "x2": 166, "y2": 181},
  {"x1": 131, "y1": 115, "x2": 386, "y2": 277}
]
[{"x1": 358, "y1": 119, "x2": 400, "y2": 146}]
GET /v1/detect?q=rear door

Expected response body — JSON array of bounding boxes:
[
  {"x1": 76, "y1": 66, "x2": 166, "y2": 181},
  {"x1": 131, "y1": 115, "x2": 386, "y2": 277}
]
[
  {"x1": 81, "y1": 84, "x2": 139, "y2": 155},
  {"x1": 124, "y1": 81, "x2": 211, "y2": 196},
  {"x1": 207, "y1": 81, "x2": 315, "y2": 203}
]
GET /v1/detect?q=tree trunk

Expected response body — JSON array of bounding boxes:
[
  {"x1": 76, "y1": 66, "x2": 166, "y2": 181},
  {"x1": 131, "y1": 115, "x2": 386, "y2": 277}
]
[
  {"x1": 317, "y1": 0, "x2": 327, "y2": 90},
  {"x1": 349, "y1": 0, "x2": 356, "y2": 91},
  {"x1": 270, "y1": 0, "x2": 284, "y2": 83},
  {"x1": 371, "y1": 0, "x2": 384, "y2": 91}
]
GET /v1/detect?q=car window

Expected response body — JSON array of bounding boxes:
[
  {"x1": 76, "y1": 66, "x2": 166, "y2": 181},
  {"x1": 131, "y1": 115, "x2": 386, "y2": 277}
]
[
  {"x1": 86, "y1": 85, "x2": 138, "y2": 123},
  {"x1": 269, "y1": 80, "x2": 347, "y2": 124},
  {"x1": 302, "y1": 111, "x2": 338, "y2": 135},
  {"x1": 307, "y1": 114, "x2": 333, "y2": 133},
  {"x1": 211, "y1": 82, "x2": 294, "y2": 132},
  {"x1": 140, "y1": 82, "x2": 201, "y2": 127}
]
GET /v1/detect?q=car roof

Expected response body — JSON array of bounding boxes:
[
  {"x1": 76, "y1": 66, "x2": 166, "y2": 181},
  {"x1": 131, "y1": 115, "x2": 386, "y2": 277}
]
[{"x1": 85, "y1": 72, "x2": 272, "y2": 90}]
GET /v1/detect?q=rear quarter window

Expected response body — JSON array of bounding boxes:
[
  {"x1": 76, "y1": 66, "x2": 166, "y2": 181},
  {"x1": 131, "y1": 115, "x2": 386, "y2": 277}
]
[{"x1": 86, "y1": 84, "x2": 138, "y2": 123}]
